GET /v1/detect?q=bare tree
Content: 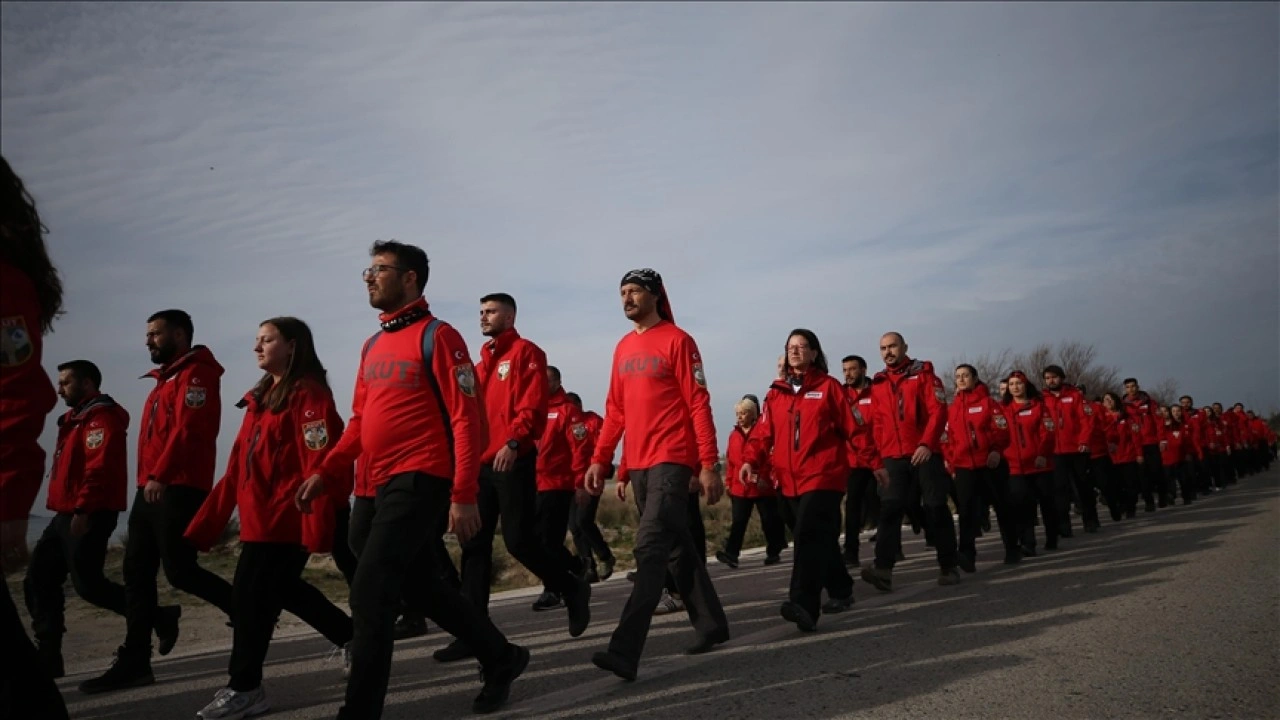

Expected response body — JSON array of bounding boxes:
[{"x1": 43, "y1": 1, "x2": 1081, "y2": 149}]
[
  {"x1": 946, "y1": 348, "x2": 1013, "y2": 392},
  {"x1": 1146, "y1": 377, "x2": 1181, "y2": 408},
  {"x1": 949, "y1": 340, "x2": 1122, "y2": 399},
  {"x1": 1010, "y1": 343, "x2": 1054, "y2": 383}
]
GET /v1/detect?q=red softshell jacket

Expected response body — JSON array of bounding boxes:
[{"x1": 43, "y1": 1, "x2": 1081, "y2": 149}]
[
  {"x1": 1086, "y1": 400, "x2": 1109, "y2": 460},
  {"x1": 1043, "y1": 384, "x2": 1092, "y2": 454},
  {"x1": 477, "y1": 328, "x2": 548, "y2": 463},
  {"x1": 0, "y1": 261, "x2": 58, "y2": 521},
  {"x1": 137, "y1": 345, "x2": 224, "y2": 491},
  {"x1": 943, "y1": 383, "x2": 1009, "y2": 471},
  {"x1": 844, "y1": 382, "x2": 880, "y2": 471},
  {"x1": 1104, "y1": 410, "x2": 1142, "y2": 465},
  {"x1": 536, "y1": 388, "x2": 590, "y2": 492},
  {"x1": 725, "y1": 424, "x2": 775, "y2": 498},
  {"x1": 319, "y1": 298, "x2": 485, "y2": 504},
  {"x1": 186, "y1": 379, "x2": 348, "y2": 553},
  {"x1": 1001, "y1": 398, "x2": 1056, "y2": 476},
  {"x1": 47, "y1": 394, "x2": 130, "y2": 514},
  {"x1": 1159, "y1": 421, "x2": 1193, "y2": 466},
  {"x1": 868, "y1": 358, "x2": 948, "y2": 460},
  {"x1": 744, "y1": 368, "x2": 855, "y2": 497},
  {"x1": 1123, "y1": 392, "x2": 1160, "y2": 447}
]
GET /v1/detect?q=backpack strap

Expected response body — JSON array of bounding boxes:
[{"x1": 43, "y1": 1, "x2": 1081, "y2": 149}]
[
  {"x1": 418, "y1": 317, "x2": 455, "y2": 460},
  {"x1": 361, "y1": 331, "x2": 384, "y2": 360},
  {"x1": 419, "y1": 317, "x2": 443, "y2": 364}
]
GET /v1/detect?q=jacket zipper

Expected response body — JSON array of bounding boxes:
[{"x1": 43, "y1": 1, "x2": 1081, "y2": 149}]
[
  {"x1": 146, "y1": 395, "x2": 160, "y2": 439},
  {"x1": 245, "y1": 427, "x2": 261, "y2": 485},
  {"x1": 793, "y1": 405, "x2": 801, "y2": 453}
]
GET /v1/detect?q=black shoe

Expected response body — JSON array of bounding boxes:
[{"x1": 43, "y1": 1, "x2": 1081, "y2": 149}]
[
  {"x1": 1060, "y1": 528, "x2": 1074, "y2": 539},
  {"x1": 1003, "y1": 548, "x2": 1022, "y2": 565},
  {"x1": 155, "y1": 605, "x2": 181, "y2": 656},
  {"x1": 1021, "y1": 544, "x2": 1038, "y2": 557},
  {"x1": 764, "y1": 554, "x2": 782, "y2": 566},
  {"x1": 895, "y1": 548, "x2": 906, "y2": 562},
  {"x1": 1044, "y1": 539, "x2": 1058, "y2": 551},
  {"x1": 599, "y1": 558, "x2": 615, "y2": 581},
  {"x1": 821, "y1": 595, "x2": 855, "y2": 614},
  {"x1": 472, "y1": 644, "x2": 530, "y2": 714},
  {"x1": 626, "y1": 570, "x2": 637, "y2": 582},
  {"x1": 1125, "y1": 510, "x2": 1136, "y2": 519},
  {"x1": 957, "y1": 551, "x2": 976, "y2": 573},
  {"x1": 36, "y1": 643, "x2": 64, "y2": 679},
  {"x1": 393, "y1": 613, "x2": 429, "y2": 639},
  {"x1": 685, "y1": 627, "x2": 729, "y2": 655},
  {"x1": 1110, "y1": 509, "x2": 1123, "y2": 522},
  {"x1": 938, "y1": 568, "x2": 961, "y2": 586},
  {"x1": 591, "y1": 650, "x2": 637, "y2": 681},
  {"x1": 842, "y1": 550, "x2": 860, "y2": 568},
  {"x1": 1144, "y1": 502, "x2": 1156, "y2": 513},
  {"x1": 714, "y1": 550, "x2": 739, "y2": 569},
  {"x1": 1157, "y1": 497, "x2": 1169, "y2": 508},
  {"x1": 531, "y1": 591, "x2": 563, "y2": 612},
  {"x1": 433, "y1": 639, "x2": 474, "y2": 663},
  {"x1": 860, "y1": 566, "x2": 892, "y2": 593},
  {"x1": 566, "y1": 579, "x2": 591, "y2": 637},
  {"x1": 78, "y1": 646, "x2": 155, "y2": 695},
  {"x1": 1084, "y1": 524, "x2": 1100, "y2": 534},
  {"x1": 780, "y1": 602, "x2": 817, "y2": 632},
  {"x1": 584, "y1": 567, "x2": 600, "y2": 584}
]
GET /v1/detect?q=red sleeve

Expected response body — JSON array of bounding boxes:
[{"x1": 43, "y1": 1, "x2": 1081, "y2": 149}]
[
  {"x1": 76, "y1": 410, "x2": 127, "y2": 511},
  {"x1": 569, "y1": 412, "x2": 590, "y2": 489},
  {"x1": 319, "y1": 364, "x2": 366, "y2": 484},
  {"x1": 591, "y1": 348, "x2": 625, "y2": 467},
  {"x1": 919, "y1": 370, "x2": 948, "y2": 452},
  {"x1": 832, "y1": 381, "x2": 858, "y2": 450},
  {"x1": 941, "y1": 418, "x2": 956, "y2": 468},
  {"x1": 183, "y1": 419, "x2": 246, "y2": 551},
  {"x1": 508, "y1": 344, "x2": 549, "y2": 445},
  {"x1": 433, "y1": 324, "x2": 485, "y2": 505},
  {"x1": 1039, "y1": 409, "x2": 1056, "y2": 458},
  {"x1": 743, "y1": 393, "x2": 777, "y2": 468},
  {"x1": 988, "y1": 399, "x2": 1011, "y2": 453},
  {"x1": 1072, "y1": 396, "x2": 1091, "y2": 450},
  {"x1": 672, "y1": 333, "x2": 718, "y2": 468},
  {"x1": 293, "y1": 384, "x2": 347, "y2": 552},
  {"x1": 149, "y1": 367, "x2": 221, "y2": 486}
]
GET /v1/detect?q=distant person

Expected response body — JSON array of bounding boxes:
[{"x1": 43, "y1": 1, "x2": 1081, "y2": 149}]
[
  {"x1": 565, "y1": 392, "x2": 615, "y2": 583},
  {"x1": 80, "y1": 308, "x2": 225, "y2": 695},
  {"x1": 1102, "y1": 393, "x2": 1142, "y2": 518},
  {"x1": 0, "y1": 153, "x2": 70, "y2": 720},
  {"x1": 840, "y1": 354, "x2": 878, "y2": 568},
  {"x1": 1042, "y1": 366, "x2": 1097, "y2": 535},
  {"x1": 1000, "y1": 372, "x2": 1057, "y2": 555},
  {"x1": 25, "y1": 360, "x2": 178, "y2": 679},
  {"x1": 717, "y1": 394, "x2": 786, "y2": 569},
  {"x1": 585, "y1": 268, "x2": 730, "y2": 681},
  {"x1": 1122, "y1": 378, "x2": 1166, "y2": 509}
]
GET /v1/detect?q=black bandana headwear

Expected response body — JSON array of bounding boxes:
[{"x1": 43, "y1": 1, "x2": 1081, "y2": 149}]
[{"x1": 621, "y1": 268, "x2": 673, "y2": 322}]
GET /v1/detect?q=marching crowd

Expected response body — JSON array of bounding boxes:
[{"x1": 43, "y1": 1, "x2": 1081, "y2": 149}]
[{"x1": 2, "y1": 154, "x2": 1277, "y2": 720}]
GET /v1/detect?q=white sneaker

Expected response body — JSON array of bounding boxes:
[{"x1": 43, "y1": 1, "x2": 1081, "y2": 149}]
[
  {"x1": 196, "y1": 685, "x2": 270, "y2": 719},
  {"x1": 653, "y1": 589, "x2": 685, "y2": 615}
]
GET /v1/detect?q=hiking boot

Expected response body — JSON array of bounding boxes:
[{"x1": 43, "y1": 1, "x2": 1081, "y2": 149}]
[
  {"x1": 531, "y1": 591, "x2": 563, "y2": 612},
  {"x1": 197, "y1": 685, "x2": 270, "y2": 719},
  {"x1": 957, "y1": 551, "x2": 977, "y2": 574},
  {"x1": 393, "y1": 613, "x2": 429, "y2": 639},
  {"x1": 155, "y1": 605, "x2": 181, "y2": 656},
  {"x1": 860, "y1": 566, "x2": 892, "y2": 593},
  {"x1": 821, "y1": 595, "x2": 855, "y2": 614},
  {"x1": 472, "y1": 644, "x2": 530, "y2": 714},
  {"x1": 714, "y1": 551, "x2": 739, "y2": 569},
  {"x1": 780, "y1": 602, "x2": 817, "y2": 632},
  {"x1": 433, "y1": 638, "x2": 474, "y2": 663},
  {"x1": 566, "y1": 578, "x2": 591, "y2": 637},
  {"x1": 938, "y1": 568, "x2": 961, "y2": 586},
  {"x1": 78, "y1": 646, "x2": 155, "y2": 695}
]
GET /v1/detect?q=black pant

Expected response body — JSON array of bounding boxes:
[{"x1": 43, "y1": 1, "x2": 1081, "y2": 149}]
[
  {"x1": 228, "y1": 542, "x2": 352, "y2": 691},
  {"x1": 1166, "y1": 462, "x2": 1196, "y2": 505},
  {"x1": 843, "y1": 468, "x2": 876, "y2": 559},
  {"x1": 1139, "y1": 445, "x2": 1166, "y2": 506},
  {"x1": 1111, "y1": 461, "x2": 1140, "y2": 514},
  {"x1": 124, "y1": 485, "x2": 234, "y2": 654},
  {"x1": 535, "y1": 490, "x2": 577, "y2": 593},
  {"x1": 1090, "y1": 456, "x2": 1121, "y2": 519},
  {"x1": 1, "y1": 582, "x2": 69, "y2": 719},
  {"x1": 341, "y1": 473, "x2": 510, "y2": 720},
  {"x1": 954, "y1": 466, "x2": 1018, "y2": 556},
  {"x1": 873, "y1": 455, "x2": 957, "y2": 571},
  {"x1": 24, "y1": 511, "x2": 127, "y2": 649},
  {"x1": 569, "y1": 492, "x2": 615, "y2": 570},
  {"x1": 1019, "y1": 471, "x2": 1058, "y2": 548},
  {"x1": 786, "y1": 491, "x2": 851, "y2": 619},
  {"x1": 724, "y1": 495, "x2": 787, "y2": 559},
  {"x1": 459, "y1": 455, "x2": 579, "y2": 615},
  {"x1": 1054, "y1": 452, "x2": 1097, "y2": 532},
  {"x1": 400, "y1": 497, "x2": 461, "y2": 618},
  {"x1": 608, "y1": 464, "x2": 728, "y2": 664},
  {"x1": 332, "y1": 501, "x2": 359, "y2": 587}
]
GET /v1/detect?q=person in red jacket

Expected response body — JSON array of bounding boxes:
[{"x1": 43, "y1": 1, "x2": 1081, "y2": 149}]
[
  {"x1": 860, "y1": 332, "x2": 959, "y2": 592},
  {"x1": 1042, "y1": 365, "x2": 1097, "y2": 535},
  {"x1": 80, "y1": 308, "x2": 234, "y2": 694},
  {"x1": 294, "y1": 241, "x2": 527, "y2": 718},
  {"x1": 184, "y1": 317, "x2": 354, "y2": 719},
  {"x1": 1001, "y1": 372, "x2": 1058, "y2": 554},
  {"x1": 24, "y1": 360, "x2": 178, "y2": 679},
  {"x1": 1209, "y1": 403, "x2": 1239, "y2": 486},
  {"x1": 0, "y1": 154, "x2": 70, "y2": 720},
  {"x1": 1085, "y1": 394, "x2": 1122, "y2": 521},
  {"x1": 840, "y1": 354, "x2": 880, "y2": 569},
  {"x1": 1123, "y1": 378, "x2": 1167, "y2": 510},
  {"x1": 528, "y1": 366, "x2": 593, "y2": 612},
  {"x1": 944, "y1": 365, "x2": 1017, "y2": 566},
  {"x1": 1102, "y1": 392, "x2": 1142, "y2": 517},
  {"x1": 584, "y1": 268, "x2": 730, "y2": 680},
  {"x1": 1161, "y1": 405, "x2": 1197, "y2": 505},
  {"x1": 718, "y1": 394, "x2": 786, "y2": 569},
  {"x1": 565, "y1": 394, "x2": 616, "y2": 583},
  {"x1": 741, "y1": 329, "x2": 856, "y2": 630},
  {"x1": 1229, "y1": 403, "x2": 1258, "y2": 478},
  {"x1": 1246, "y1": 410, "x2": 1273, "y2": 472},
  {"x1": 1178, "y1": 396, "x2": 1209, "y2": 495}
]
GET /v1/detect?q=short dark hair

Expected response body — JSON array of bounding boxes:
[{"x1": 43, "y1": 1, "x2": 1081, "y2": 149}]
[
  {"x1": 547, "y1": 365, "x2": 561, "y2": 384},
  {"x1": 1180, "y1": 395, "x2": 1194, "y2": 404},
  {"x1": 147, "y1": 309, "x2": 194, "y2": 341},
  {"x1": 841, "y1": 355, "x2": 866, "y2": 369},
  {"x1": 480, "y1": 293, "x2": 517, "y2": 312},
  {"x1": 370, "y1": 239, "x2": 429, "y2": 294},
  {"x1": 57, "y1": 359, "x2": 102, "y2": 389},
  {"x1": 565, "y1": 392, "x2": 582, "y2": 407},
  {"x1": 1042, "y1": 365, "x2": 1065, "y2": 379},
  {"x1": 1123, "y1": 377, "x2": 1138, "y2": 386}
]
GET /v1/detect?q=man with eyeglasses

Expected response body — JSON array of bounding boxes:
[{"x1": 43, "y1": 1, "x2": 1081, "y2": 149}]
[{"x1": 295, "y1": 240, "x2": 528, "y2": 717}]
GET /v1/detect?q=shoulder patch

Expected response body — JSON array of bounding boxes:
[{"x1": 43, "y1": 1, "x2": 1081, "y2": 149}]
[
  {"x1": 0, "y1": 315, "x2": 34, "y2": 367},
  {"x1": 1083, "y1": 403, "x2": 1093, "y2": 416},
  {"x1": 1043, "y1": 417, "x2": 1056, "y2": 432},
  {"x1": 692, "y1": 362, "x2": 707, "y2": 388},
  {"x1": 454, "y1": 363, "x2": 477, "y2": 397},
  {"x1": 934, "y1": 385, "x2": 947, "y2": 404},
  {"x1": 185, "y1": 386, "x2": 207, "y2": 408},
  {"x1": 497, "y1": 360, "x2": 511, "y2": 381},
  {"x1": 572, "y1": 422, "x2": 588, "y2": 440},
  {"x1": 302, "y1": 420, "x2": 329, "y2": 451},
  {"x1": 85, "y1": 427, "x2": 106, "y2": 450},
  {"x1": 994, "y1": 413, "x2": 1008, "y2": 429}
]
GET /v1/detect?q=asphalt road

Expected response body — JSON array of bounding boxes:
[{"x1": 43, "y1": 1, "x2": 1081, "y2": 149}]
[{"x1": 58, "y1": 470, "x2": 1279, "y2": 720}]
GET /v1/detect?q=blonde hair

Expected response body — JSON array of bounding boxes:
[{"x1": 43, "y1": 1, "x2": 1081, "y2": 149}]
[{"x1": 734, "y1": 398, "x2": 759, "y2": 417}]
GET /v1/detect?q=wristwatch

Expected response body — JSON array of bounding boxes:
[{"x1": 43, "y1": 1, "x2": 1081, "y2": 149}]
[{"x1": 506, "y1": 439, "x2": 519, "y2": 451}]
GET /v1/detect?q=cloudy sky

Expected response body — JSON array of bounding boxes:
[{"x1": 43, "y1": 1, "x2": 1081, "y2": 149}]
[{"x1": 3, "y1": 2, "x2": 1277, "y2": 523}]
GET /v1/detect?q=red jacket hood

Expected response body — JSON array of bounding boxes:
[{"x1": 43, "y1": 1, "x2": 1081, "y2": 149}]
[{"x1": 143, "y1": 345, "x2": 225, "y2": 382}]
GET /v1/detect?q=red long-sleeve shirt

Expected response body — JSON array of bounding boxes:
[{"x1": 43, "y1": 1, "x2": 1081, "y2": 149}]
[
  {"x1": 477, "y1": 328, "x2": 548, "y2": 463},
  {"x1": 0, "y1": 261, "x2": 58, "y2": 521},
  {"x1": 48, "y1": 393, "x2": 130, "y2": 514},
  {"x1": 591, "y1": 320, "x2": 718, "y2": 472},
  {"x1": 319, "y1": 298, "x2": 485, "y2": 504},
  {"x1": 868, "y1": 358, "x2": 948, "y2": 460},
  {"x1": 137, "y1": 345, "x2": 224, "y2": 491}
]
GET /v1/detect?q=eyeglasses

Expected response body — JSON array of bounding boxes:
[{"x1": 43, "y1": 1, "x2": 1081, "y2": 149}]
[
  {"x1": 362, "y1": 264, "x2": 406, "y2": 282},
  {"x1": 785, "y1": 344, "x2": 810, "y2": 352}
]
